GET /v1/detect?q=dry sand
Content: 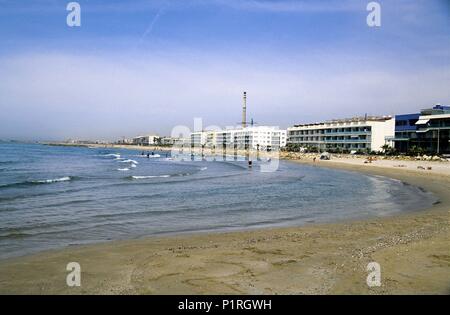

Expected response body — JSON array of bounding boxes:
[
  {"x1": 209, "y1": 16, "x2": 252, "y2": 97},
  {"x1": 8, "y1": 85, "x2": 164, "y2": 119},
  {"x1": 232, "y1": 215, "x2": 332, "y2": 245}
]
[
  {"x1": 0, "y1": 156, "x2": 449, "y2": 294},
  {"x1": 322, "y1": 156, "x2": 450, "y2": 176}
]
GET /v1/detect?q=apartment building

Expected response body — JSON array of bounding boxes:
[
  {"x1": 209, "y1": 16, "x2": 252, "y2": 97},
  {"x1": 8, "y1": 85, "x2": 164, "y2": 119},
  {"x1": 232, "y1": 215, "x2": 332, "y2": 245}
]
[
  {"x1": 190, "y1": 126, "x2": 286, "y2": 151},
  {"x1": 132, "y1": 135, "x2": 159, "y2": 146},
  {"x1": 287, "y1": 116, "x2": 395, "y2": 152}
]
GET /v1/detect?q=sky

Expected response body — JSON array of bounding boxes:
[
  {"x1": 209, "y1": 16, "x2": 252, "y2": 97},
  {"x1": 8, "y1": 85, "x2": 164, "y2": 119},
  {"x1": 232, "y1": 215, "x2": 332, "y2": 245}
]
[{"x1": 0, "y1": 0, "x2": 449, "y2": 141}]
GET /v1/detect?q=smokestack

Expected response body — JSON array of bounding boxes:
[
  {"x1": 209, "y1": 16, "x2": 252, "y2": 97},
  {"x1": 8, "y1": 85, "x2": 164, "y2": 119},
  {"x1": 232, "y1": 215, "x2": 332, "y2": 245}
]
[{"x1": 242, "y1": 91, "x2": 247, "y2": 128}]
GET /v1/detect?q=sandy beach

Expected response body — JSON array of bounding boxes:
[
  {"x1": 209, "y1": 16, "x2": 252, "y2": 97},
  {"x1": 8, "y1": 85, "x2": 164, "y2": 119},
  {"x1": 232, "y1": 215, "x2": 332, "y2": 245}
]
[
  {"x1": 3, "y1": 0, "x2": 449, "y2": 297},
  {"x1": 0, "y1": 155, "x2": 449, "y2": 294}
]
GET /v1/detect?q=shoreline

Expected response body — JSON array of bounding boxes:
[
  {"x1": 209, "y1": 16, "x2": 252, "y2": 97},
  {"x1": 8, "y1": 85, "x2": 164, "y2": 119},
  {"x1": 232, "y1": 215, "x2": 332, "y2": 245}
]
[{"x1": 0, "y1": 156, "x2": 448, "y2": 294}]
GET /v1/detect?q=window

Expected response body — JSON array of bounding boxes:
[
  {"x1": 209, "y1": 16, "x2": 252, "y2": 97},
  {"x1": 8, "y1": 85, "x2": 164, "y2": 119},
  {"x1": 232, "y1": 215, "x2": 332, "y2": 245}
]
[{"x1": 408, "y1": 119, "x2": 418, "y2": 126}]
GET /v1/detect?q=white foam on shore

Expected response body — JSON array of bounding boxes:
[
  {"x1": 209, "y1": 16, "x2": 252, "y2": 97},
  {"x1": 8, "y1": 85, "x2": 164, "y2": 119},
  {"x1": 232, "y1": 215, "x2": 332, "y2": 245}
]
[
  {"x1": 117, "y1": 168, "x2": 130, "y2": 171},
  {"x1": 200, "y1": 167, "x2": 208, "y2": 171}
]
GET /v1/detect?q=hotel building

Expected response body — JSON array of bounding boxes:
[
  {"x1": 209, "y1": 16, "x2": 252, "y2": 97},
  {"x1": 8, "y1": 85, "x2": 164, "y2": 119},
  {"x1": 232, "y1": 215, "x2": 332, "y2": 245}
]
[
  {"x1": 190, "y1": 131, "x2": 208, "y2": 147},
  {"x1": 287, "y1": 116, "x2": 395, "y2": 152},
  {"x1": 160, "y1": 137, "x2": 177, "y2": 146},
  {"x1": 132, "y1": 135, "x2": 159, "y2": 146},
  {"x1": 190, "y1": 126, "x2": 287, "y2": 151},
  {"x1": 394, "y1": 104, "x2": 450, "y2": 154}
]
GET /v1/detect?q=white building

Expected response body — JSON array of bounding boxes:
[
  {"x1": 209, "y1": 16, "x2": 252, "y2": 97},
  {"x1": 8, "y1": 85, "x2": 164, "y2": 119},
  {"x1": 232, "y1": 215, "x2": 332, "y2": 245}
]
[
  {"x1": 287, "y1": 116, "x2": 395, "y2": 152},
  {"x1": 205, "y1": 131, "x2": 217, "y2": 148},
  {"x1": 230, "y1": 126, "x2": 286, "y2": 150},
  {"x1": 190, "y1": 131, "x2": 208, "y2": 147},
  {"x1": 188, "y1": 130, "x2": 217, "y2": 148},
  {"x1": 160, "y1": 137, "x2": 177, "y2": 146},
  {"x1": 132, "y1": 135, "x2": 159, "y2": 146},
  {"x1": 117, "y1": 138, "x2": 133, "y2": 145},
  {"x1": 191, "y1": 126, "x2": 286, "y2": 151}
]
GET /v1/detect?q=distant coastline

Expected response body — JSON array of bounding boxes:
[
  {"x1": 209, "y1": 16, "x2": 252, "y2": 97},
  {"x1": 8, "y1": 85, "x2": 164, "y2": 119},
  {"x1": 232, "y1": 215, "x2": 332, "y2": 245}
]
[{"x1": 41, "y1": 141, "x2": 173, "y2": 151}]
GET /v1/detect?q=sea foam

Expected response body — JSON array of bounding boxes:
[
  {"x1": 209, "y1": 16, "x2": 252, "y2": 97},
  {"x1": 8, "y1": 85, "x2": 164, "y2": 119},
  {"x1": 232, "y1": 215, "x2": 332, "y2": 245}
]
[
  {"x1": 34, "y1": 176, "x2": 72, "y2": 184},
  {"x1": 119, "y1": 159, "x2": 139, "y2": 164},
  {"x1": 104, "y1": 153, "x2": 121, "y2": 158},
  {"x1": 131, "y1": 175, "x2": 170, "y2": 179}
]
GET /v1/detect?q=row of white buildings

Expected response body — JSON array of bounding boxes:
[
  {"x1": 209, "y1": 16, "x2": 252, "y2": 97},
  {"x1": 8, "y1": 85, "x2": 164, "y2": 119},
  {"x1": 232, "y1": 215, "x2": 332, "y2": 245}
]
[
  {"x1": 189, "y1": 126, "x2": 287, "y2": 151},
  {"x1": 117, "y1": 90, "x2": 450, "y2": 154},
  {"x1": 119, "y1": 90, "x2": 402, "y2": 153},
  {"x1": 187, "y1": 115, "x2": 396, "y2": 153},
  {"x1": 119, "y1": 116, "x2": 396, "y2": 153},
  {"x1": 117, "y1": 135, "x2": 177, "y2": 146}
]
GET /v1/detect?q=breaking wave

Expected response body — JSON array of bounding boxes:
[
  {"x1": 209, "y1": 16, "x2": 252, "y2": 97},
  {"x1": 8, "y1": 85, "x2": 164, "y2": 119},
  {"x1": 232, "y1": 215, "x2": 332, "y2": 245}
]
[
  {"x1": 128, "y1": 172, "x2": 193, "y2": 180},
  {"x1": 103, "y1": 153, "x2": 121, "y2": 158},
  {"x1": 130, "y1": 175, "x2": 170, "y2": 179},
  {"x1": 0, "y1": 176, "x2": 73, "y2": 189},
  {"x1": 33, "y1": 176, "x2": 72, "y2": 184},
  {"x1": 119, "y1": 159, "x2": 138, "y2": 164}
]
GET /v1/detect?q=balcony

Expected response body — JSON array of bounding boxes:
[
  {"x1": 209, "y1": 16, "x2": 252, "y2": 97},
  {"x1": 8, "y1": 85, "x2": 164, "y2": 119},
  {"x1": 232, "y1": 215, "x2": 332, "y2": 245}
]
[
  {"x1": 324, "y1": 130, "x2": 371, "y2": 135},
  {"x1": 324, "y1": 139, "x2": 370, "y2": 143}
]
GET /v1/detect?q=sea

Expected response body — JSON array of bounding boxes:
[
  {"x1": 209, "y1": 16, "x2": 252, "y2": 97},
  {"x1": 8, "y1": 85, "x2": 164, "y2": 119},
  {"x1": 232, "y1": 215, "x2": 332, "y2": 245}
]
[{"x1": 0, "y1": 142, "x2": 436, "y2": 259}]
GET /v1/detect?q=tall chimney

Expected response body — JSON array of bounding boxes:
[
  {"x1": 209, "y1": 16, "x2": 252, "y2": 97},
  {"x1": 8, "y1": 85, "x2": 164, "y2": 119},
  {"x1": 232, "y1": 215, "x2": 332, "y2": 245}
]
[{"x1": 242, "y1": 91, "x2": 247, "y2": 128}]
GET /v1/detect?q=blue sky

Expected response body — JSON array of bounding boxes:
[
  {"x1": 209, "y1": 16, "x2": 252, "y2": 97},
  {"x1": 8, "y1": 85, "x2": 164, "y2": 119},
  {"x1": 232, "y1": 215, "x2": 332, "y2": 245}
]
[{"x1": 0, "y1": 0, "x2": 449, "y2": 140}]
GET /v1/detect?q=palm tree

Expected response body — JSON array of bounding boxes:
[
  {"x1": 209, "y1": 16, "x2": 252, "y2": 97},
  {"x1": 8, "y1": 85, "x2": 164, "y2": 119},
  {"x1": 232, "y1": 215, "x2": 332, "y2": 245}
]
[{"x1": 381, "y1": 144, "x2": 390, "y2": 156}]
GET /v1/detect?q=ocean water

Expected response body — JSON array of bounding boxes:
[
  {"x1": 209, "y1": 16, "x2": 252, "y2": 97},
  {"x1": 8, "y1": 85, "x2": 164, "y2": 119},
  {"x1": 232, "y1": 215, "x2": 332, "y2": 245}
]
[{"x1": 0, "y1": 142, "x2": 436, "y2": 259}]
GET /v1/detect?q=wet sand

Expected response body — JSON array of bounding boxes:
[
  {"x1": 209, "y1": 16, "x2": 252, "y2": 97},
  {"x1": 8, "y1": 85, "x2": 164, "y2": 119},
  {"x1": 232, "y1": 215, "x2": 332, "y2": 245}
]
[{"x1": 0, "y1": 158, "x2": 449, "y2": 294}]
